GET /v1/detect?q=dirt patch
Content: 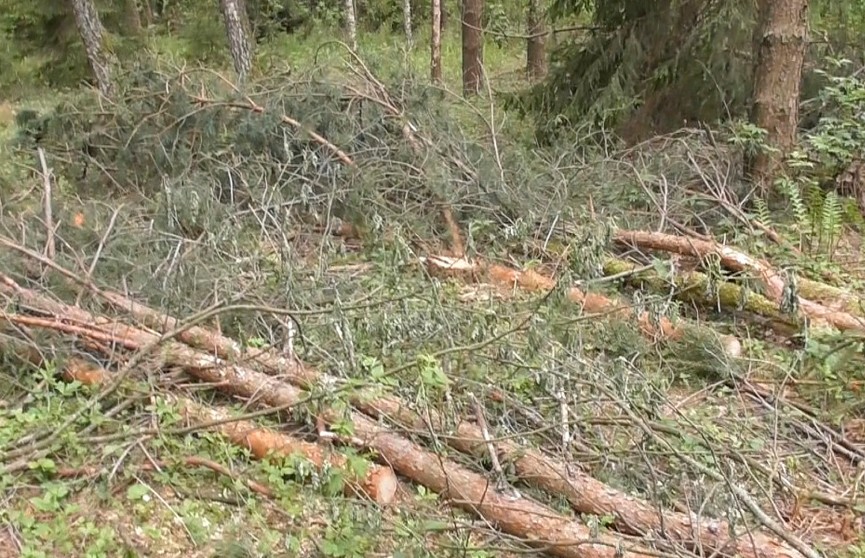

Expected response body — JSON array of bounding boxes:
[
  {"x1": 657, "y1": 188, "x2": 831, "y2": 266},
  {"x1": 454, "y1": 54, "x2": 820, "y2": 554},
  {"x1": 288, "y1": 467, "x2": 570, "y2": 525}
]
[
  {"x1": 0, "y1": 526, "x2": 21, "y2": 558},
  {"x1": 0, "y1": 102, "x2": 14, "y2": 128}
]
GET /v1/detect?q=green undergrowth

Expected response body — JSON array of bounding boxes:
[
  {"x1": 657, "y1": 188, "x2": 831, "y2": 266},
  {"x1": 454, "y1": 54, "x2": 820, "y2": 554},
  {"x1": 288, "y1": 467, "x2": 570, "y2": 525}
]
[{"x1": 0, "y1": 360, "x2": 447, "y2": 557}]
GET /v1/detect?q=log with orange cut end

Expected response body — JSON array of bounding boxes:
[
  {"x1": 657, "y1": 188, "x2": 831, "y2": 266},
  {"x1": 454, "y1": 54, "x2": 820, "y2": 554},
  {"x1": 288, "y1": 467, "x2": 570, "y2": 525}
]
[
  {"x1": 420, "y1": 254, "x2": 742, "y2": 357},
  {"x1": 59, "y1": 358, "x2": 398, "y2": 506}
]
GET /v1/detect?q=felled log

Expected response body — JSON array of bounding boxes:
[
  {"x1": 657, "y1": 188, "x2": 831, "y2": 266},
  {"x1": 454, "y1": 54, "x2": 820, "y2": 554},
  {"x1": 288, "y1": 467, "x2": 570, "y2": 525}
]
[
  {"x1": 420, "y1": 254, "x2": 742, "y2": 357},
  {"x1": 0, "y1": 279, "x2": 655, "y2": 558},
  {"x1": 796, "y1": 277, "x2": 865, "y2": 318},
  {"x1": 614, "y1": 230, "x2": 865, "y2": 333},
  {"x1": 63, "y1": 274, "x2": 817, "y2": 558},
  {"x1": 353, "y1": 394, "x2": 807, "y2": 558},
  {"x1": 601, "y1": 257, "x2": 804, "y2": 335},
  {"x1": 59, "y1": 358, "x2": 393, "y2": 502},
  {"x1": 178, "y1": 398, "x2": 399, "y2": 503},
  {"x1": 0, "y1": 286, "x2": 397, "y2": 506}
]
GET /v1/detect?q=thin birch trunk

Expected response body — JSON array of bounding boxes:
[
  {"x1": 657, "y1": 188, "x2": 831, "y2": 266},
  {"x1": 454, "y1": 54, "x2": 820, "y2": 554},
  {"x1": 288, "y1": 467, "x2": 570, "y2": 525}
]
[{"x1": 431, "y1": 0, "x2": 442, "y2": 83}]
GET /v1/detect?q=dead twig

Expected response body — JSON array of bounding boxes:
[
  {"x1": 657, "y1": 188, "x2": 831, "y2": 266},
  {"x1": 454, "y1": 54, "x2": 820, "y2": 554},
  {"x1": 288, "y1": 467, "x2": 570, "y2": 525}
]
[{"x1": 36, "y1": 147, "x2": 55, "y2": 262}]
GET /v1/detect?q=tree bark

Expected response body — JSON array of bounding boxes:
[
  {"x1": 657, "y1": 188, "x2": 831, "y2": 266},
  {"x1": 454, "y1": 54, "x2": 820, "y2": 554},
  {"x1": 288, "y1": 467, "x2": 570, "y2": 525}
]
[
  {"x1": 140, "y1": 0, "x2": 154, "y2": 26},
  {"x1": 461, "y1": 0, "x2": 484, "y2": 96},
  {"x1": 344, "y1": 0, "x2": 358, "y2": 50},
  {"x1": 122, "y1": 0, "x2": 142, "y2": 34},
  {"x1": 526, "y1": 0, "x2": 547, "y2": 79},
  {"x1": 614, "y1": 229, "x2": 865, "y2": 333},
  {"x1": 219, "y1": 0, "x2": 255, "y2": 82},
  {"x1": 430, "y1": 0, "x2": 442, "y2": 83},
  {"x1": 69, "y1": 0, "x2": 116, "y2": 97},
  {"x1": 179, "y1": 398, "x2": 398, "y2": 505},
  {"x1": 747, "y1": 0, "x2": 809, "y2": 192},
  {"x1": 403, "y1": 0, "x2": 413, "y2": 46}
]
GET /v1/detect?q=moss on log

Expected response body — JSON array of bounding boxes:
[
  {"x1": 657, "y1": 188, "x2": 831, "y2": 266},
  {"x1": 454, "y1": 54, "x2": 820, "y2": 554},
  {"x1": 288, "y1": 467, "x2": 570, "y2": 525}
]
[{"x1": 602, "y1": 257, "x2": 805, "y2": 332}]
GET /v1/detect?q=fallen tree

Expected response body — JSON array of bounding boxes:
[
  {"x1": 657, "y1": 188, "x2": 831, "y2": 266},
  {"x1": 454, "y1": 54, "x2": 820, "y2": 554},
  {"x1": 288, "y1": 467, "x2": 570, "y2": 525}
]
[
  {"x1": 614, "y1": 230, "x2": 865, "y2": 333},
  {"x1": 0, "y1": 239, "x2": 827, "y2": 558},
  {"x1": 420, "y1": 253, "x2": 743, "y2": 357},
  {"x1": 601, "y1": 257, "x2": 804, "y2": 335},
  {"x1": 8, "y1": 319, "x2": 399, "y2": 503},
  {"x1": 2, "y1": 253, "x2": 820, "y2": 558},
  {"x1": 59, "y1": 358, "x2": 394, "y2": 502},
  {"x1": 0, "y1": 275, "x2": 658, "y2": 558}
]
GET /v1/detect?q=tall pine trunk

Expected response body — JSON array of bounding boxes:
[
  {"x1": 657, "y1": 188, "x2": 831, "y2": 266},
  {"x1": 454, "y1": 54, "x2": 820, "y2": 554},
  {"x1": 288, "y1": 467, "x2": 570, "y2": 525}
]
[
  {"x1": 526, "y1": 0, "x2": 547, "y2": 79},
  {"x1": 69, "y1": 0, "x2": 115, "y2": 97},
  {"x1": 219, "y1": 0, "x2": 254, "y2": 82},
  {"x1": 748, "y1": 0, "x2": 809, "y2": 192},
  {"x1": 140, "y1": 0, "x2": 154, "y2": 26},
  {"x1": 122, "y1": 0, "x2": 142, "y2": 34},
  {"x1": 461, "y1": 0, "x2": 484, "y2": 96}
]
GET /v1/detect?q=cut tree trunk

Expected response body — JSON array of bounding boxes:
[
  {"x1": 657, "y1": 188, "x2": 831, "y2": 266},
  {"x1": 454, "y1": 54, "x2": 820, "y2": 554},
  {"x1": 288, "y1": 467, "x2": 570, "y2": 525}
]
[
  {"x1": 431, "y1": 0, "x2": 443, "y2": 83},
  {"x1": 56, "y1": 355, "x2": 399, "y2": 503},
  {"x1": 344, "y1": 0, "x2": 358, "y2": 51},
  {"x1": 614, "y1": 229, "x2": 865, "y2": 333},
  {"x1": 357, "y1": 398, "x2": 809, "y2": 558},
  {"x1": 69, "y1": 0, "x2": 116, "y2": 97},
  {"x1": 526, "y1": 0, "x2": 547, "y2": 79},
  {"x1": 420, "y1": 254, "x2": 742, "y2": 355},
  {"x1": 0, "y1": 288, "x2": 657, "y2": 558},
  {"x1": 461, "y1": 0, "x2": 484, "y2": 96},
  {"x1": 178, "y1": 398, "x2": 398, "y2": 504},
  {"x1": 602, "y1": 257, "x2": 804, "y2": 339},
  {"x1": 748, "y1": 0, "x2": 809, "y2": 191},
  {"x1": 219, "y1": 0, "x2": 254, "y2": 81}
]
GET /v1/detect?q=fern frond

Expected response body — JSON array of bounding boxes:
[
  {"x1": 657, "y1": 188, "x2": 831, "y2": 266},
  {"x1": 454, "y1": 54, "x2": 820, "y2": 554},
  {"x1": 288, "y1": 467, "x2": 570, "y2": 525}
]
[
  {"x1": 804, "y1": 180, "x2": 825, "y2": 238},
  {"x1": 779, "y1": 177, "x2": 807, "y2": 228},
  {"x1": 820, "y1": 190, "x2": 843, "y2": 254},
  {"x1": 753, "y1": 196, "x2": 772, "y2": 228}
]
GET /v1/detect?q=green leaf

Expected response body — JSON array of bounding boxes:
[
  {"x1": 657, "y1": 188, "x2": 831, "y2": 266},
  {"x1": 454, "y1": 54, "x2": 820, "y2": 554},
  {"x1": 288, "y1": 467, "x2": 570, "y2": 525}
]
[{"x1": 126, "y1": 483, "x2": 150, "y2": 501}]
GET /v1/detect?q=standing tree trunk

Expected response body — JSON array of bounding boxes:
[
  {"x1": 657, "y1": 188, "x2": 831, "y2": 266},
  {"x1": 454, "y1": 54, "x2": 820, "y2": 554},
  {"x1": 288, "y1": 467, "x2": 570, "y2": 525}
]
[
  {"x1": 219, "y1": 0, "x2": 254, "y2": 82},
  {"x1": 431, "y1": 0, "x2": 442, "y2": 83},
  {"x1": 122, "y1": 0, "x2": 143, "y2": 34},
  {"x1": 140, "y1": 0, "x2": 154, "y2": 26},
  {"x1": 526, "y1": 0, "x2": 547, "y2": 79},
  {"x1": 748, "y1": 0, "x2": 809, "y2": 192},
  {"x1": 461, "y1": 0, "x2": 484, "y2": 96},
  {"x1": 69, "y1": 0, "x2": 116, "y2": 97},
  {"x1": 403, "y1": 0, "x2": 413, "y2": 47},
  {"x1": 344, "y1": 0, "x2": 358, "y2": 51}
]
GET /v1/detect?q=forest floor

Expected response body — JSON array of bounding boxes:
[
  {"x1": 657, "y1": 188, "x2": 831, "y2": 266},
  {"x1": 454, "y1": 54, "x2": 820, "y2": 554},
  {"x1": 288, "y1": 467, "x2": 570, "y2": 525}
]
[{"x1": 1, "y1": 28, "x2": 864, "y2": 558}]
